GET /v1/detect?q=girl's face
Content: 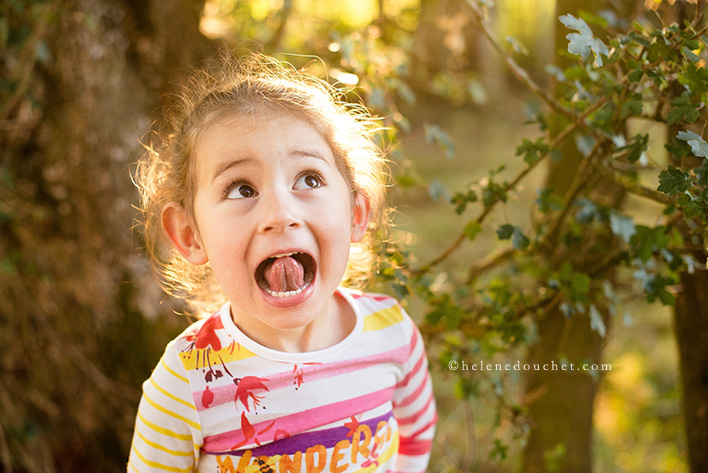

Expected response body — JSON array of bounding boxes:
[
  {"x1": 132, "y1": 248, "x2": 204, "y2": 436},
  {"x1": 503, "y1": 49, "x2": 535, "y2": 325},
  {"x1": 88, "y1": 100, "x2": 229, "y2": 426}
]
[{"x1": 162, "y1": 113, "x2": 369, "y2": 350}]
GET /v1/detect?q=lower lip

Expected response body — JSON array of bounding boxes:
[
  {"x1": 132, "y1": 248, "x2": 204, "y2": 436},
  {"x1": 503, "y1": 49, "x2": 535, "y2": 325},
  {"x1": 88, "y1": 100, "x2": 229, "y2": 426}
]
[{"x1": 259, "y1": 274, "x2": 317, "y2": 308}]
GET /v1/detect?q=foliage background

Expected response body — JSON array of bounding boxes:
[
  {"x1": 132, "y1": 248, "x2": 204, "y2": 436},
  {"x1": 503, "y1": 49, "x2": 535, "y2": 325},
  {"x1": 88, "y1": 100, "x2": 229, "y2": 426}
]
[{"x1": 1, "y1": 0, "x2": 705, "y2": 472}]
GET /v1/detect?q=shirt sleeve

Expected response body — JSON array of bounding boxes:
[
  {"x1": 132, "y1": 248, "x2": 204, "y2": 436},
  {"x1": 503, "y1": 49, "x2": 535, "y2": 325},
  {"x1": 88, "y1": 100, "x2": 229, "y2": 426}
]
[
  {"x1": 392, "y1": 315, "x2": 437, "y2": 473},
  {"x1": 128, "y1": 343, "x2": 203, "y2": 473}
]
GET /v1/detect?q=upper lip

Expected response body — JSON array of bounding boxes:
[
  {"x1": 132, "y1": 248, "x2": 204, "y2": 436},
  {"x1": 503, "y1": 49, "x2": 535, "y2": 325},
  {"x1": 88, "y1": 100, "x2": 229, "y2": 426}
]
[{"x1": 260, "y1": 248, "x2": 314, "y2": 262}]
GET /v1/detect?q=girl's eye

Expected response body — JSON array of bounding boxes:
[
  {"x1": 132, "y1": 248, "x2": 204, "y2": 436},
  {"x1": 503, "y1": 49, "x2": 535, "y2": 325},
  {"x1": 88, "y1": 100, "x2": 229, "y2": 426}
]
[
  {"x1": 226, "y1": 183, "x2": 257, "y2": 199},
  {"x1": 294, "y1": 172, "x2": 324, "y2": 190}
]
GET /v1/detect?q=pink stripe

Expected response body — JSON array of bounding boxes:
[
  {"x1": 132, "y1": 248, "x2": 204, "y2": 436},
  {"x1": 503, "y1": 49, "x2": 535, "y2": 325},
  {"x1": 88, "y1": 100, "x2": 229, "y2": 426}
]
[
  {"x1": 406, "y1": 414, "x2": 437, "y2": 439},
  {"x1": 396, "y1": 390, "x2": 435, "y2": 426},
  {"x1": 394, "y1": 329, "x2": 423, "y2": 391},
  {"x1": 398, "y1": 438, "x2": 433, "y2": 456},
  {"x1": 395, "y1": 352, "x2": 424, "y2": 390},
  {"x1": 351, "y1": 292, "x2": 392, "y2": 302},
  {"x1": 202, "y1": 387, "x2": 395, "y2": 452},
  {"x1": 193, "y1": 343, "x2": 409, "y2": 413},
  {"x1": 396, "y1": 372, "x2": 428, "y2": 408}
]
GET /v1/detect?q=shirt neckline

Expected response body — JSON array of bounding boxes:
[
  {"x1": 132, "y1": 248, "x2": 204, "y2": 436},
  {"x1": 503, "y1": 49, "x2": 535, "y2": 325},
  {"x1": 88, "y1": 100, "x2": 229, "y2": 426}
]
[{"x1": 218, "y1": 287, "x2": 363, "y2": 363}]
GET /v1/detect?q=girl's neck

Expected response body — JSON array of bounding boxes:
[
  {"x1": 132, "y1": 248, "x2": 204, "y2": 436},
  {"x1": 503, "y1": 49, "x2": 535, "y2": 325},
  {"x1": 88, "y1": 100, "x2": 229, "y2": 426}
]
[{"x1": 231, "y1": 291, "x2": 357, "y2": 353}]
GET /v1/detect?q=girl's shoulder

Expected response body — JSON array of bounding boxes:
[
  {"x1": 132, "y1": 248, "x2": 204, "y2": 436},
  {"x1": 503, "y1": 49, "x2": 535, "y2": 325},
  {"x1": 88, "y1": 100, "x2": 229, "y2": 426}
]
[
  {"x1": 341, "y1": 286, "x2": 401, "y2": 307},
  {"x1": 169, "y1": 303, "x2": 231, "y2": 354},
  {"x1": 340, "y1": 287, "x2": 418, "y2": 336}
]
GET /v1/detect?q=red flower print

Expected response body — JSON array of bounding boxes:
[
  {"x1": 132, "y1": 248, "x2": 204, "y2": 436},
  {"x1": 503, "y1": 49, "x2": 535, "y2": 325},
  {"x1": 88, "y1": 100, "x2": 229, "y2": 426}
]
[{"x1": 234, "y1": 376, "x2": 269, "y2": 412}]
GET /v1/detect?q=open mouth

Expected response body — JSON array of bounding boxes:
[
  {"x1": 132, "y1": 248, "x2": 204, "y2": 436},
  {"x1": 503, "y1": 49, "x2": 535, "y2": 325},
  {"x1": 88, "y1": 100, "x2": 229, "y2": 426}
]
[{"x1": 255, "y1": 252, "x2": 316, "y2": 298}]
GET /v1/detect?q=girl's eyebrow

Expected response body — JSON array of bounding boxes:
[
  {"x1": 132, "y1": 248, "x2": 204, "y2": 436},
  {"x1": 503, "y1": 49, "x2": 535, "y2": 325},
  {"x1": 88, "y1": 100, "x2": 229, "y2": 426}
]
[
  {"x1": 290, "y1": 149, "x2": 332, "y2": 167},
  {"x1": 210, "y1": 157, "x2": 254, "y2": 183},
  {"x1": 210, "y1": 149, "x2": 332, "y2": 183}
]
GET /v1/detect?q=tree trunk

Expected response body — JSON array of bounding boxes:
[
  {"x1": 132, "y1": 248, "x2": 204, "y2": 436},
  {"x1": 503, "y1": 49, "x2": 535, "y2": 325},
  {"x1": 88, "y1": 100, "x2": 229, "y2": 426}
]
[
  {"x1": 0, "y1": 0, "x2": 208, "y2": 470},
  {"x1": 412, "y1": 0, "x2": 483, "y2": 77},
  {"x1": 666, "y1": 2, "x2": 708, "y2": 469},
  {"x1": 521, "y1": 0, "x2": 614, "y2": 472},
  {"x1": 674, "y1": 264, "x2": 708, "y2": 472}
]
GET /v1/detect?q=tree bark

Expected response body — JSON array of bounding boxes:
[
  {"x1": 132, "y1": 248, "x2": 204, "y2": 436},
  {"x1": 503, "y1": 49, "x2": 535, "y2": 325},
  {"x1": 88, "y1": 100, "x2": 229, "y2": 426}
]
[
  {"x1": 666, "y1": 3, "x2": 708, "y2": 469},
  {"x1": 521, "y1": 0, "x2": 614, "y2": 472},
  {"x1": 674, "y1": 265, "x2": 708, "y2": 472},
  {"x1": 0, "y1": 0, "x2": 208, "y2": 470}
]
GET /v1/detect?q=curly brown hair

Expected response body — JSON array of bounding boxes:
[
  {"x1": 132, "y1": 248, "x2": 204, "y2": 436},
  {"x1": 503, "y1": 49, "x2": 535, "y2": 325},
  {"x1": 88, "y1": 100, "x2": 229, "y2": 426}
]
[{"x1": 134, "y1": 52, "x2": 390, "y2": 316}]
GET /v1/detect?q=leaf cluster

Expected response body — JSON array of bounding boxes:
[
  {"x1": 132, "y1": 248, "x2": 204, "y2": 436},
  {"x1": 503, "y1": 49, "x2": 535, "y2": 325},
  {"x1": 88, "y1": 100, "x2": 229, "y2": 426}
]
[{"x1": 357, "y1": 3, "x2": 708, "y2": 457}]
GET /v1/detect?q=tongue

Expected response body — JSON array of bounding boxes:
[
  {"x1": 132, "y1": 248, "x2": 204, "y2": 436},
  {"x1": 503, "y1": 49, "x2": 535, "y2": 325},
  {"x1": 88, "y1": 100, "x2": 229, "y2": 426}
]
[{"x1": 264, "y1": 256, "x2": 305, "y2": 293}]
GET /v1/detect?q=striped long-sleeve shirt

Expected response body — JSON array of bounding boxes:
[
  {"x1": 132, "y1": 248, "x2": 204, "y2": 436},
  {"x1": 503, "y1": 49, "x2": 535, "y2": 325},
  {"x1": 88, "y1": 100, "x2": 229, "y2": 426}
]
[{"x1": 128, "y1": 288, "x2": 437, "y2": 473}]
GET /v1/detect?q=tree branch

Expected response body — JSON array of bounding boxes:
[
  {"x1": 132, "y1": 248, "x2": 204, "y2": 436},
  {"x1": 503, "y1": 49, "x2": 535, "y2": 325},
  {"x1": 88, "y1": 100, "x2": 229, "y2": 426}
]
[
  {"x1": 266, "y1": 0, "x2": 294, "y2": 52},
  {"x1": 596, "y1": 164, "x2": 676, "y2": 205},
  {"x1": 413, "y1": 100, "x2": 605, "y2": 275},
  {"x1": 464, "y1": 0, "x2": 575, "y2": 122},
  {"x1": 465, "y1": 247, "x2": 516, "y2": 285},
  {"x1": 540, "y1": 138, "x2": 608, "y2": 250}
]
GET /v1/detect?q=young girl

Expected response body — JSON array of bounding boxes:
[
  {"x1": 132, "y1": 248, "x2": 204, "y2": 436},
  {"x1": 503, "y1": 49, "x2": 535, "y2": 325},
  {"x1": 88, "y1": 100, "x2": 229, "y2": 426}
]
[{"x1": 129, "y1": 53, "x2": 436, "y2": 473}]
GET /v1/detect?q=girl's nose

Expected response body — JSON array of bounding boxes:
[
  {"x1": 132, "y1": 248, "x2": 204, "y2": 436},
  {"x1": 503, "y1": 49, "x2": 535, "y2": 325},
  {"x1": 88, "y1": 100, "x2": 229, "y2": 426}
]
[{"x1": 258, "y1": 190, "x2": 302, "y2": 234}]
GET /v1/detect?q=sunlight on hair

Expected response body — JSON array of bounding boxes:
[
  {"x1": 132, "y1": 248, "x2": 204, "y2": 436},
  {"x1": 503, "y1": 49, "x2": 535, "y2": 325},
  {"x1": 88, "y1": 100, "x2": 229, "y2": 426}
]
[{"x1": 134, "y1": 51, "x2": 390, "y2": 317}]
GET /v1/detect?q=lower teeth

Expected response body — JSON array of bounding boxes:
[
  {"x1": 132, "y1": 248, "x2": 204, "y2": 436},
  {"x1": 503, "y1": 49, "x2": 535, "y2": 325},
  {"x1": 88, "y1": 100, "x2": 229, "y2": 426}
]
[{"x1": 265, "y1": 284, "x2": 308, "y2": 298}]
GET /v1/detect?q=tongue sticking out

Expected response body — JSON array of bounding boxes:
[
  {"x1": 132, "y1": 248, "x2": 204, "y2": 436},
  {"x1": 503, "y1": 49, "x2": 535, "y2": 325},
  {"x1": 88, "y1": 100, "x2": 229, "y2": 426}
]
[{"x1": 264, "y1": 256, "x2": 305, "y2": 293}]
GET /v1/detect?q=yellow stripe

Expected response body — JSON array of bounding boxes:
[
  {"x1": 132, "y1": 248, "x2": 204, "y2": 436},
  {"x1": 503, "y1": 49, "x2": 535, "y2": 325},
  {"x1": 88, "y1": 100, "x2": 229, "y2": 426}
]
[
  {"x1": 133, "y1": 445, "x2": 194, "y2": 473},
  {"x1": 138, "y1": 412, "x2": 192, "y2": 441},
  {"x1": 144, "y1": 393, "x2": 201, "y2": 430},
  {"x1": 178, "y1": 343, "x2": 257, "y2": 371},
  {"x1": 162, "y1": 359, "x2": 189, "y2": 384},
  {"x1": 128, "y1": 461, "x2": 139, "y2": 472},
  {"x1": 363, "y1": 306, "x2": 404, "y2": 332},
  {"x1": 150, "y1": 378, "x2": 196, "y2": 411},
  {"x1": 137, "y1": 430, "x2": 193, "y2": 457}
]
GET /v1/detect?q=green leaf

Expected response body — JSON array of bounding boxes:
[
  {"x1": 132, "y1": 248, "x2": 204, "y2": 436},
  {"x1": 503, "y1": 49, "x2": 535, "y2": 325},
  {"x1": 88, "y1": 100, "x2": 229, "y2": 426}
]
[
  {"x1": 609, "y1": 213, "x2": 636, "y2": 243},
  {"x1": 589, "y1": 305, "x2": 606, "y2": 337},
  {"x1": 424, "y1": 123, "x2": 456, "y2": 159},
  {"x1": 575, "y1": 197, "x2": 606, "y2": 224},
  {"x1": 683, "y1": 46, "x2": 700, "y2": 63},
  {"x1": 679, "y1": 63, "x2": 708, "y2": 95},
  {"x1": 516, "y1": 137, "x2": 550, "y2": 166},
  {"x1": 616, "y1": 133, "x2": 648, "y2": 163},
  {"x1": 627, "y1": 68, "x2": 644, "y2": 82},
  {"x1": 425, "y1": 295, "x2": 467, "y2": 330},
  {"x1": 657, "y1": 166, "x2": 692, "y2": 194},
  {"x1": 512, "y1": 228, "x2": 530, "y2": 251},
  {"x1": 536, "y1": 188, "x2": 564, "y2": 214},
  {"x1": 578, "y1": 10, "x2": 609, "y2": 28},
  {"x1": 571, "y1": 272, "x2": 590, "y2": 295},
  {"x1": 634, "y1": 269, "x2": 676, "y2": 305},
  {"x1": 497, "y1": 224, "x2": 530, "y2": 250},
  {"x1": 682, "y1": 198, "x2": 703, "y2": 219},
  {"x1": 666, "y1": 93, "x2": 700, "y2": 125},
  {"x1": 451, "y1": 189, "x2": 478, "y2": 215},
  {"x1": 390, "y1": 282, "x2": 409, "y2": 300},
  {"x1": 490, "y1": 438, "x2": 509, "y2": 461},
  {"x1": 677, "y1": 130, "x2": 708, "y2": 159},
  {"x1": 428, "y1": 179, "x2": 450, "y2": 201},
  {"x1": 628, "y1": 30, "x2": 651, "y2": 47},
  {"x1": 559, "y1": 14, "x2": 610, "y2": 66},
  {"x1": 496, "y1": 224, "x2": 514, "y2": 240},
  {"x1": 464, "y1": 221, "x2": 483, "y2": 241},
  {"x1": 482, "y1": 181, "x2": 507, "y2": 208},
  {"x1": 630, "y1": 226, "x2": 670, "y2": 262},
  {"x1": 506, "y1": 36, "x2": 529, "y2": 56}
]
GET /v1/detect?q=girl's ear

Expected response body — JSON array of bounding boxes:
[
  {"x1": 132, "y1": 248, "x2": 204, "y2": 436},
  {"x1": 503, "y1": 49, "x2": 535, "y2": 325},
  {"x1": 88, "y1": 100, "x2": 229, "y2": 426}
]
[
  {"x1": 351, "y1": 191, "x2": 371, "y2": 243},
  {"x1": 161, "y1": 202, "x2": 209, "y2": 265}
]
